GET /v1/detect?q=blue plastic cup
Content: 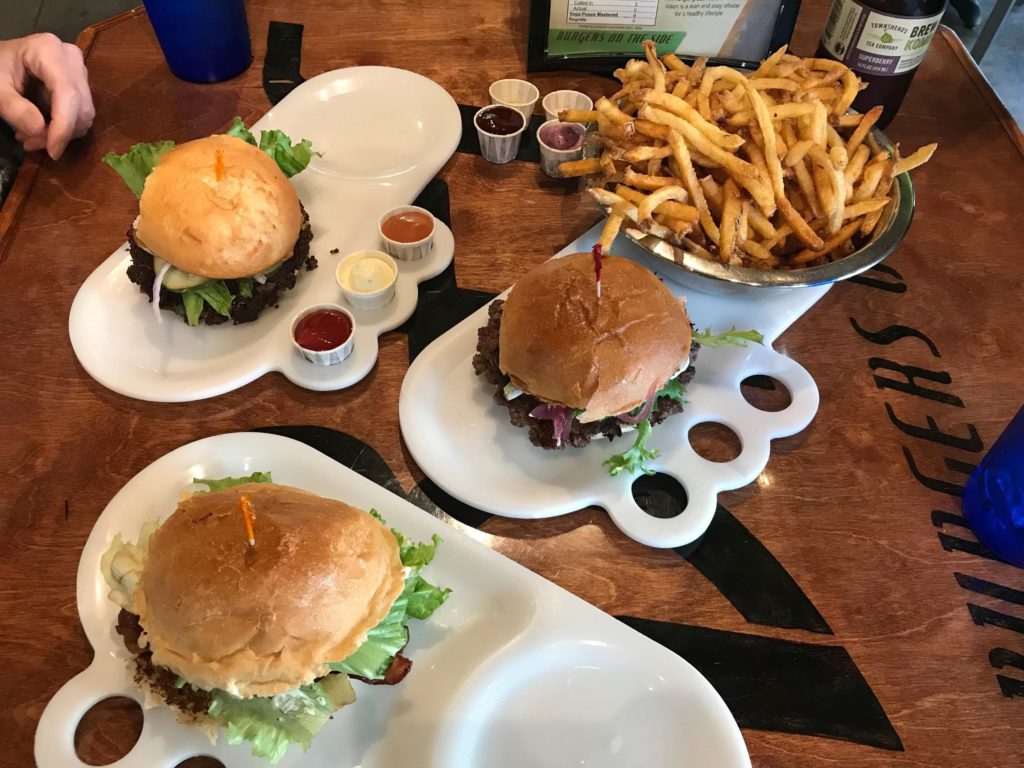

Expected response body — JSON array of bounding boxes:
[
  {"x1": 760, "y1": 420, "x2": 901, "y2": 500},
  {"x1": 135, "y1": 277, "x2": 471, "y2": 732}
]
[
  {"x1": 963, "y1": 406, "x2": 1024, "y2": 567},
  {"x1": 143, "y1": 0, "x2": 253, "y2": 83}
]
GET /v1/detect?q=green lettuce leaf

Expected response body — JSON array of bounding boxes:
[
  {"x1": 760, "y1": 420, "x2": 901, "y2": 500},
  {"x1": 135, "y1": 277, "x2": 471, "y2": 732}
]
[
  {"x1": 208, "y1": 675, "x2": 354, "y2": 764},
  {"x1": 236, "y1": 277, "x2": 255, "y2": 298},
  {"x1": 226, "y1": 116, "x2": 257, "y2": 146},
  {"x1": 189, "y1": 280, "x2": 234, "y2": 318},
  {"x1": 182, "y1": 291, "x2": 204, "y2": 326},
  {"x1": 193, "y1": 471, "x2": 273, "y2": 493},
  {"x1": 655, "y1": 376, "x2": 688, "y2": 405},
  {"x1": 330, "y1": 514, "x2": 450, "y2": 679},
  {"x1": 102, "y1": 140, "x2": 176, "y2": 197},
  {"x1": 693, "y1": 327, "x2": 765, "y2": 348},
  {"x1": 604, "y1": 419, "x2": 658, "y2": 477},
  {"x1": 258, "y1": 129, "x2": 319, "y2": 177}
]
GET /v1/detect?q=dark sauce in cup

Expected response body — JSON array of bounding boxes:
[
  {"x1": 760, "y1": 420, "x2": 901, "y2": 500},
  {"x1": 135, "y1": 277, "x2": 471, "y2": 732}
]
[
  {"x1": 475, "y1": 106, "x2": 524, "y2": 136},
  {"x1": 294, "y1": 309, "x2": 353, "y2": 352}
]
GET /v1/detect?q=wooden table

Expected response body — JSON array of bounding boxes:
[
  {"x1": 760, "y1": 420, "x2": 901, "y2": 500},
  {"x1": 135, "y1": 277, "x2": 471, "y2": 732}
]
[{"x1": 2, "y1": 2, "x2": 1022, "y2": 767}]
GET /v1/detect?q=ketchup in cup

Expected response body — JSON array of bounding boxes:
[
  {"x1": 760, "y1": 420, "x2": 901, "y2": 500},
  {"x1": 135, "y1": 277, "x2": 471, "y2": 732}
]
[
  {"x1": 381, "y1": 210, "x2": 434, "y2": 243},
  {"x1": 539, "y1": 122, "x2": 583, "y2": 151},
  {"x1": 293, "y1": 309, "x2": 353, "y2": 352}
]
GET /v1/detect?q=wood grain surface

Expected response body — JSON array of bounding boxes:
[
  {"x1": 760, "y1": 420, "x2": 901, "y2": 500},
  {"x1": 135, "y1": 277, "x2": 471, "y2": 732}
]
[{"x1": 2, "y1": 2, "x2": 1022, "y2": 767}]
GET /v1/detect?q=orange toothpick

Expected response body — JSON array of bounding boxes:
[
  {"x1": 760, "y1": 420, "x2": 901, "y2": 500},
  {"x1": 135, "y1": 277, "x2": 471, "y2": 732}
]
[
  {"x1": 239, "y1": 494, "x2": 256, "y2": 547},
  {"x1": 214, "y1": 149, "x2": 225, "y2": 181}
]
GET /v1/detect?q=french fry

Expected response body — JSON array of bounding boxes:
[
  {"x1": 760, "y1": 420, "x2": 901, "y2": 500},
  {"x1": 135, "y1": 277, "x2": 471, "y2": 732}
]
[
  {"x1": 615, "y1": 184, "x2": 697, "y2": 222},
  {"x1": 784, "y1": 139, "x2": 816, "y2": 168},
  {"x1": 741, "y1": 239, "x2": 778, "y2": 265},
  {"x1": 845, "y1": 105, "x2": 882, "y2": 156},
  {"x1": 595, "y1": 96, "x2": 633, "y2": 125},
  {"x1": 670, "y1": 134, "x2": 719, "y2": 244},
  {"x1": 559, "y1": 108, "x2": 600, "y2": 124},
  {"x1": 844, "y1": 144, "x2": 871, "y2": 188},
  {"x1": 557, "y1": 157, "x2": 602, "y2": 177},
  {"x1": 638, "y1": 185, "x2": 690, "y2": 225},
  {"x1": 663, "y1": 52, "x2": 687, "y2": 72},
  {"x1": 894, "y1": 143, "x2": 937, "y2": 175},
  {"x1": 791, "y1": 220, "x2": 861, "y2": 264},
  {"x1": 834, "y1": 70, "x2": 861, "y2": 116},
  {"x1": 623, "y1": 145, "x2": 674, "y2": 164},
  {"x1": 597, "y1": 210, "x2": 625, "y2": 251},
  {"x1": 643, "y1": 91, "x2": 745, "y2": 149},
  {"x1": 718, "y1": 180, "x2": 742, "y2": 261},
  {"x1": 623, "y1": 167, "x2": 682, "y2": 190},
  {"x1": 588, "y1": 189, "x2": 677, "y2": 242},
  {"x1": 643, "y1": 40, "x2": 666, "y2": 93},
  {"x1": 842, "y1": 198, "x2": 889, "y2": 219},
  {"x1": 750, "y1": 78, "x2": 799, "y2": 92}
]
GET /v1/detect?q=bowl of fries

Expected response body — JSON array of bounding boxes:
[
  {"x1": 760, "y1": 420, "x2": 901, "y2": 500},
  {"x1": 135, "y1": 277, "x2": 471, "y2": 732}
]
[{"x1": 556, "y1": 43, "x2": 937, "y2": 293}]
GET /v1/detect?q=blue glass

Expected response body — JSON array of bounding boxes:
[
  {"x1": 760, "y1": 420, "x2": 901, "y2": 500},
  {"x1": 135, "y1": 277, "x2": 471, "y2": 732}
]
[
  {"x1": 144, "y1": 0, "x2": 253, "y2": 83},
  {"x1": 963, "y1": 406, "x2": 1024, "y2": 567}
]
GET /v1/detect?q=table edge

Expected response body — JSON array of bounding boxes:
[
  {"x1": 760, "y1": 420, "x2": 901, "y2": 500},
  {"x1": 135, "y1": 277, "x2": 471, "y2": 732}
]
[{"x1": 939, "y1": 26, "x2": 1024, "y2": 158}]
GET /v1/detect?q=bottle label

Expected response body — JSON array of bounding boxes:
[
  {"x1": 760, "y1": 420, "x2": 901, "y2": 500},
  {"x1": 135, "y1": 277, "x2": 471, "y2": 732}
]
[{"x1": 821, "y1": 0, "x2": 944, "y2": 76}]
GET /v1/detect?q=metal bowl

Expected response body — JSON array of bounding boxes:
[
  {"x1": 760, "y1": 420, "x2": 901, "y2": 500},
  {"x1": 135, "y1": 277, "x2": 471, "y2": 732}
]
[{"x1": 597, "y1": 127, "x2": 916, "y2": 296}]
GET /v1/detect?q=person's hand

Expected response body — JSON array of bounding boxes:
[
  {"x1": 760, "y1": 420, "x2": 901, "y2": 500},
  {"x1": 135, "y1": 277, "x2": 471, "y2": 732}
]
[{"x1": 0, "y1": 33, "x2": 95, "y2": 160}]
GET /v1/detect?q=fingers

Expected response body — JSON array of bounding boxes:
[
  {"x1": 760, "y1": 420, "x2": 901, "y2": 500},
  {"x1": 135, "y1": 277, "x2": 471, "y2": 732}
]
[
  {"x1": 19, "y1": 33, "x2": 94, "y2": 159},
  {"x1": 0, "y1": 85, "x2": 47, "y2": 148}
]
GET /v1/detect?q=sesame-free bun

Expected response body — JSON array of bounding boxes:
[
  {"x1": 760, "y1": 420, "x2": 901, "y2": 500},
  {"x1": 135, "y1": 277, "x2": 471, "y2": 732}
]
[
  {"x1": 134, "y1": 483, "x2": 405, "y2": 698},
  {"x1": 498, "y1": 253, "x2": 691, "y2": 422},
  {"x1": 135, "y1": 135, "x2": 302, "y2": 279}
]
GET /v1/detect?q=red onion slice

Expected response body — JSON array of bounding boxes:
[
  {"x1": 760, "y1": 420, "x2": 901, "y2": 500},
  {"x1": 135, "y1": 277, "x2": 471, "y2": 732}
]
[
  {"x1": 152, "y1": 261, "x2": 172, "y2": 324},
  {"x1": 618, "y1": 380, "x2": 661, "y2": 425},
  {"x1": 529, "y1": 404, "x2": 574, "y2": 448}
]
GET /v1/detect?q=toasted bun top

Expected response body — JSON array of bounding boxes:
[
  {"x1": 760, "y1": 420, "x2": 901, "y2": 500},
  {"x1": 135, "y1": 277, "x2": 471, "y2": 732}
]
[
  {"x1": 135, "y1": 483, "x2": 405, "y2": 698},
  {"x1": 498, "y1": 253, "x2": 691, "y2": 422},
  {"x1": 135, "y1": 135, "x2": 302, "y2": 279}
]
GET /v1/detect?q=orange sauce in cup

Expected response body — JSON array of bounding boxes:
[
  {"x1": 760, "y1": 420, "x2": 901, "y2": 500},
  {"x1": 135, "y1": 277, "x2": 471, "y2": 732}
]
[{"x1": 381, "y1": 210, "x2": 434, "y2": 243}]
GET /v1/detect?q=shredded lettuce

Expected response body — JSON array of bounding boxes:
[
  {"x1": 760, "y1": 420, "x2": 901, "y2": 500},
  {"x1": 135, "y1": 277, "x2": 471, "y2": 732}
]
[
  {"x1": 101, "y1": 140, "x2": 176, "y2": 198},
  {"x1": 236, "y1": 277, "x2": 255, "y2": 298},
  {"x1": 208, "y1": 675, "x2": 355, "y2": 764},
  {"x1": 193, "y1": 472, "x2": 274, "y2": 493},
  {"x1": 693, "y1": 327, "x2": 764, "y2": 348},
  {"x1": 604, "y1": 419, "x2": 659, "y2": 477},
  {"x1": 100, "y1": 519, "x2": 161, "y2": 609}
]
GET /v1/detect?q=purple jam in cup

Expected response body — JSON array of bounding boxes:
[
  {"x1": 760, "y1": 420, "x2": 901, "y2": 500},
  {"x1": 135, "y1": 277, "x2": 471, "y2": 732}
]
[{"x1": 539, "y1": 122, "x2": 583, "y2": 151}]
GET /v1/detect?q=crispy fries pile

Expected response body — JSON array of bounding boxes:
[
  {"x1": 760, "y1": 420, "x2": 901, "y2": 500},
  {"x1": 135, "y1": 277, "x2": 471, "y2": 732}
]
[{"x1": 557, "y1": 42, "x2": 937, "y2": 269}]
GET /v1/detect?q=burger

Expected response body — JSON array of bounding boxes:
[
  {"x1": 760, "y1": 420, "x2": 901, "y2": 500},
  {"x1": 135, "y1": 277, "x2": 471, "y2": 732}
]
[
  {"x1": 101, "y1": 475, "x2": 449, "y2": 763},
  {"x1": 472, "y1": 252, "x2": 695, "y2": 475},
  {"x1": 103, "y1": 120, "x2": 317, "y2": 326},
  {"x1": 473, "y1": 252, "x2": 761, "y2": 476}
]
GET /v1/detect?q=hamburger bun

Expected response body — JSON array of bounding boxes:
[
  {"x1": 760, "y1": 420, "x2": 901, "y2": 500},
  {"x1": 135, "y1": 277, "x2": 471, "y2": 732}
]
[
  {"x1": 135, "y1": 134, "x2": 302, "y2": 279},
  {"x1": 498, "y1": 253, "x2": 691, "y2": 421},
  {"x1": 134, "y1": 483, "x2": 405, "y2": 698}
]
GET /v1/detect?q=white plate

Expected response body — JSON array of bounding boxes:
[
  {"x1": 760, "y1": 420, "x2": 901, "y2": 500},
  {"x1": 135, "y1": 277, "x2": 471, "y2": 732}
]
[
  {"x1": 69, "y1": 67, "x2": 461, "y2": 401},
  {"x1": 35, "y1": 432, "x2": 749, "y2": 768},
  {"x1": 400, "y1": 224, "x2": 830, "y2": 548}
]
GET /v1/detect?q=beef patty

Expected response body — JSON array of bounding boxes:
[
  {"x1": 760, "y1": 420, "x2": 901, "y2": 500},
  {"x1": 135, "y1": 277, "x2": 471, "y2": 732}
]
[
  {"x1": 125, "y1": 206, "x2": 316, "y2": 326},
  {"x1": 472, "y1": 299, "x2": 699, "y2": 449},
  {"x1": 116, "y1": 608, "x2": 212, "y2": 717},
  {"x1": 114, "y1": 608, "x2": 411, "y2": 717}
]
